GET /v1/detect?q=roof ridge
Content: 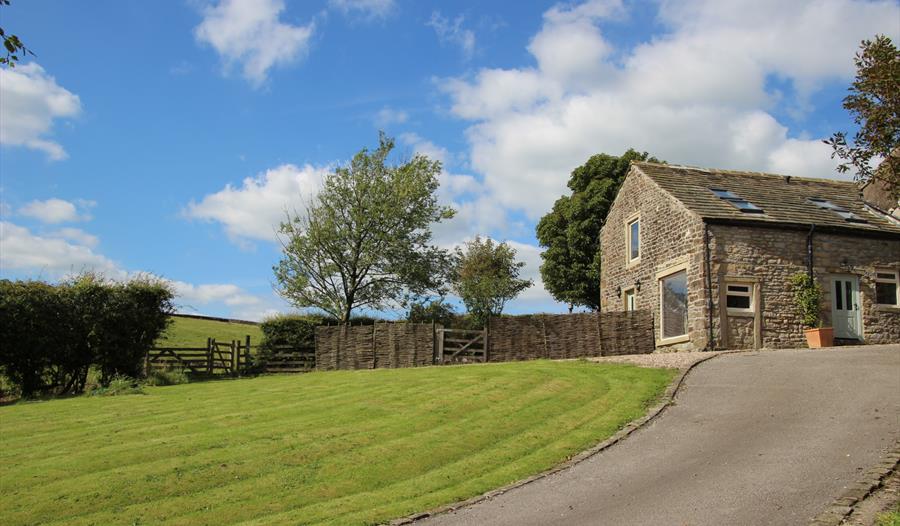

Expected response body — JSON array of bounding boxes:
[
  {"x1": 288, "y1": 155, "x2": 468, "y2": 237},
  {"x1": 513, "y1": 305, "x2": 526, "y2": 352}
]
[{"x1": 632, "y1": 161, "x2": 859, "y2": 188}]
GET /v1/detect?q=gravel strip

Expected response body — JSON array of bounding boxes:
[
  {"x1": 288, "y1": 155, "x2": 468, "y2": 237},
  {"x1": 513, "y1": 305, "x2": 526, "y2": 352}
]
[{"x1": 588, "y1": 351, "x2": 726, "y2": 369}]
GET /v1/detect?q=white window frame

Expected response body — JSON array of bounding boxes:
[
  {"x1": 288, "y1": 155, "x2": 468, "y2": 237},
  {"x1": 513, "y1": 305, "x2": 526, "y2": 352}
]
[
  {"x1": 626, "y1": 213, "x2": 641, "y2": 266},
  {"x1": 656, "y1": 262, "x2": 689, "y2": 345},
  {"x1": 725, "y1": 283, "x2": 754, "y2": 315},
  {"x1": 874, "y1": 269, "x2": 900, "y2": 306},
  {"x1": 623, "y1": 287, "x2": 637, "y2": 311}
]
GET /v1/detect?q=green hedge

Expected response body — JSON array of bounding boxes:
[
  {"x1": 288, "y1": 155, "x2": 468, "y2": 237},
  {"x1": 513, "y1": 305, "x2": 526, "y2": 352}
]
[
  {"x1": 255, "y1": 314, "x2": 322, "y2": 370},
  {"x1": 0, "y1": 274, "x2": 173, "y2": 397}
]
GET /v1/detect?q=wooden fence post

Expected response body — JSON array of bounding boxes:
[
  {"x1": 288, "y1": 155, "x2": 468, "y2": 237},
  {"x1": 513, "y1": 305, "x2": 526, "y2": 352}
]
[
  {"x1": 207, "y1": 338, "x2": 214, "y2": 375},
  {"x1": 485, "y1": 317, "x2": 490, "y2": 363},
  {"x1": 431, "y1": 321, "x2": 436, "y2": 365},
  {"x1": 231, "y1": 340, "x2": 238, "y2": 377},
  {"x1": 541, "y1": 316, "x2": 549, "y2": 359},
  {"x1": 437, "y1": 327, "x2": 444, "y2": 364},
  {"x1": 372, "y1": 322, "x2": 377, "y2": 369},
  {"x1": 243, "y1": 334, "x2": 251, "y2": 375}
]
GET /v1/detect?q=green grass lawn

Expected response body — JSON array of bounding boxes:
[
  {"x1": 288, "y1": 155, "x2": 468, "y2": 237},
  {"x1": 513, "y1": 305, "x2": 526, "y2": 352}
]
[
  {"x1": 0, "y1": 360, "x2": 675, "y2": 526},
  {"x1": 878, "y1": 503, "x2": 900, "y2": 526},
  {"x1": 156, "y1": 315, "x2": 263, "y2": 347}
]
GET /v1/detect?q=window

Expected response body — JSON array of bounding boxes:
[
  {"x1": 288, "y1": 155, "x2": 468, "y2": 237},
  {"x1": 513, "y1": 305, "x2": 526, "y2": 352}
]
[
  {"x1": 808, "y1": 198, "x2": 868, "y2": 223},
  {"x1": 623, "y1": 288, "x2": 636, "y2": 311},
  {"x1": 660, "y1": 270, "x2": 688, "y2": 339},
  {"x1": 710, "y1": 188, "x2": 764, "y2": 213},
  {"x1": 725, "y1": 283, "x2": 753, "y2": 312},
  {"x1": 627, "y1": 217, "x2": 640, "y2": 262},
  {"x1": 875, "y1": 270, "x2": 899, "y2": 306}
]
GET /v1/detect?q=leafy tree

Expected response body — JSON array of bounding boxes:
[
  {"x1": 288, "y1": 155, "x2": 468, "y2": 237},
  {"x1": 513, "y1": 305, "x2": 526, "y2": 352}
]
[
  {"x1": 274, "y1": 133, "x2": 455, "y2": 323},
  {"x1": 407, "y1": 299, "x2": 457, "y2": 326},
  {"x1": 825, "y1": 35, "x2": 899, "y2": 198},
  {"x1": 451, "y1": 236, "x2": 532, "y2": 326},
  {"x1": 0, "y1": 1, "x2": 35, "y2": 68},
  {"x1": 536, "y1": 150, "x2": 659, "y2": 311}
]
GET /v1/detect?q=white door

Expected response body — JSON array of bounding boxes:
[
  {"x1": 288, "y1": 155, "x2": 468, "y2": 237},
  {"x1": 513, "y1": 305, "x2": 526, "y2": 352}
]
[{"x1": 831, "y1": 276, "x2": 862, "y2": 339}]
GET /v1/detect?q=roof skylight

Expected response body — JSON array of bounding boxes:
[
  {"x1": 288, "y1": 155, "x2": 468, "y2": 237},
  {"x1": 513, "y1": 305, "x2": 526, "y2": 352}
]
[
  {"x1": 710, "y1": 188, "x2": 764, "y2": 213},
  {"x1": 808, "y1": 198, "x2": 868, "y2": 223}
]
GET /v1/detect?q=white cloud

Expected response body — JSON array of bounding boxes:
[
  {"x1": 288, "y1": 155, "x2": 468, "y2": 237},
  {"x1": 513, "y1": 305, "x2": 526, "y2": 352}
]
[
  {"x1": 171, "y1": 281, "x2": 261, "y2": 308},
  {"x1": 185, "y1": 163, "x2": 328, "y2": 243},
  {"x1": 0, "y1": 220, "x2": 275, "y2": 320},
  {"x1": 48, "y1": 227, "x2": 99, "y2": 248},
  {"x1": 0, "y1": 221, "x2": 123, "y2": 277},
  {"x1": 427, "y1": 11, "x2": 476, "y2": 59},
  {"x1": 329, "y1": 0, "x2": 395, "y2": 20},
  {"x1": 399, "y1": 132, "x2": 449, "y2": 164},
  {"x1": 194, "y1": 0, "x2": 315, "y2": 87},
  {"x1": 18, "y1": 198, "x2": 93, "y2": 224},
  {"x1": 441, "y1": 0, "x2": 898, "y2": 219},
  {"x1": 0, "y1": 63, "x2": 81, "y2": 160},
  {"x1": 374, "y1": 106, "x2": 409, "y2": 127}
]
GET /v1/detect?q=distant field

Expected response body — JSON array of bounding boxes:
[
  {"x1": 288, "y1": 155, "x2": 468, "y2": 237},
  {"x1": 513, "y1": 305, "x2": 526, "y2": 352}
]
[
  {"x1": 155, "y1": 315, "x2": 263, "y2": 347},
  {"x1": 0, "y1": 360, "x2": 675, "y2": 526}
]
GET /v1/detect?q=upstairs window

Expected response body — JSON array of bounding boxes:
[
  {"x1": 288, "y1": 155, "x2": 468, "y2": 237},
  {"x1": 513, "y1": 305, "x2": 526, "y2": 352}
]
[
  {"x1": 808, "y1": 198, "x2": 868, "y2": 223},
  {"x1": 875, "y1": 270, "x2": 899, "y2": 306},
  {"x1": 710, "y1": 188, "x2": 764, "y2": 213},
  {"x1": 627, "y1": 216, "x2": 640, "y2": 263}
]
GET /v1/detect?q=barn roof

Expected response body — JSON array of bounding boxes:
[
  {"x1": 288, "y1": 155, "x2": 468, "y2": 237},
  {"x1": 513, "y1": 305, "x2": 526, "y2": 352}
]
[{"x1": 632, "y1": 162, "x2": 900, "y2": 236}]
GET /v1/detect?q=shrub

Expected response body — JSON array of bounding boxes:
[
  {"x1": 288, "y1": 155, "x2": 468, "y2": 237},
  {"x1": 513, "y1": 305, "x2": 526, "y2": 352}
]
[
  {"x1": 87, "y1": 375, "x2": 145, "y2": 396},
  {"x1": 790, "y1": 272, "x2": 823, "y2": 328},
  {"x1": 145, "y1": 367, "x2": 190, "y2": 386},
  {"x1": 0, "y1": 274, "x2": 174, "y2": 397}
]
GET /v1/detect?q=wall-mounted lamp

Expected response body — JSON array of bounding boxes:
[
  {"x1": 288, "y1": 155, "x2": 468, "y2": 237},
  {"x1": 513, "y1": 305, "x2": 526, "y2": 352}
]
[
  {"x1": 840, "y1": 258, "x2": 854, "y2": 273},
  {"x1": 615, "y1": 285, "x2": 622, "y2": 297},
  {"x1": 635, "y1": 279, "x2": 642, "y2": 292}
]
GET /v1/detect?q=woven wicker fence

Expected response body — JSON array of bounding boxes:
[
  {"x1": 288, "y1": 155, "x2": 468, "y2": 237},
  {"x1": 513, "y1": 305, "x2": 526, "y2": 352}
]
[{"x1": 314, "y1": 310, "x2": 654, "y2": 371}]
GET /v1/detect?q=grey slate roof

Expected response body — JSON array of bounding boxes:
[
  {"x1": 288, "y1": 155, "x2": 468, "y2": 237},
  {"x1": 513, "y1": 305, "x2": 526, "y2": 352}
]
[{"x1": 633, "y1": 162, "x2": 900, "y2": 236}]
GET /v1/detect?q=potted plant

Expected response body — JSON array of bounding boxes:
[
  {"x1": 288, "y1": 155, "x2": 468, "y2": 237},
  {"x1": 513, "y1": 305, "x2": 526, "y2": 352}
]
[{"x1": 790, "y1": 272, "x2": 833, "y2": 348}]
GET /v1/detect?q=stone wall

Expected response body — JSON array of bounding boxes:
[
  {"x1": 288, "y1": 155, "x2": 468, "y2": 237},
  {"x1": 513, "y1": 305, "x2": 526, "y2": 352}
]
[
  {"x1": 708, "y1": 224, "x2": 900, "y2": 349},
  {"x1": 599, "y1": 168, "x2": 709, "y2": 351}
]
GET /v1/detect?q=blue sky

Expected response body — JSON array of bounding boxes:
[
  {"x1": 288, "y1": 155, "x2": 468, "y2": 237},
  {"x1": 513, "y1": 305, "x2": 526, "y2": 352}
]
[{"x1": 1, "y1": 0, "x2": 897, "y2": 320}]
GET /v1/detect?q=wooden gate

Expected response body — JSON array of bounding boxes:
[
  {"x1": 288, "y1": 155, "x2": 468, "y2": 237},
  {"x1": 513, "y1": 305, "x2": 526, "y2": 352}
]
[
  {"x1": 148, "y1": 335, "x2": 252, "y2": 376},
  {"x1": 437, "y1": 328, "x2": 488, "y2": 364}
]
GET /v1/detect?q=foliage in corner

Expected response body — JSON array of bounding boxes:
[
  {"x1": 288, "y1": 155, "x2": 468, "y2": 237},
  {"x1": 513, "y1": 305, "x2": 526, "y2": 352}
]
[
  {"x1": 452, "y1": 236, "x2": 532, "y2": 327},
  {"x1": 789, "y1": 272, "x2": 823, "y2": 329},
  {"x1": 274, "y1": 133, "x2": 455, "y2": 323},
  {"x1": 536, "y1": 149, "x2": 660, "y2": 311},
  {"x1": 825, "y1": 34, "x2": 899, "y2": 199},
  {"x1": 0, "y1": 0, "x2": 35, "y2": 68}
]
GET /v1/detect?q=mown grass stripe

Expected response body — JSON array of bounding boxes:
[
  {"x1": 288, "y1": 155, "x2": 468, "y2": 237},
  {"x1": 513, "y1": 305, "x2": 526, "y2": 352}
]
[{"x1": 1, "y1": 360, "x2": 674, "y2": 526}]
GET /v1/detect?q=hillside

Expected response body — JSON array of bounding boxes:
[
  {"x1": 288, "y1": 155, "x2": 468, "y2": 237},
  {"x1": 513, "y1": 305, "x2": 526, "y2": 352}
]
[{"x1": 155, "y1": 315, "x2": 264, "y2": 347}]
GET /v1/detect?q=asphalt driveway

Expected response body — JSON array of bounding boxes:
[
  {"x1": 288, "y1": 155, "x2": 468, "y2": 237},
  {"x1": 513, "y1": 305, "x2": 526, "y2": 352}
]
[{"x1": 422, "y1": 345, "x2": 900, "y2": 526}]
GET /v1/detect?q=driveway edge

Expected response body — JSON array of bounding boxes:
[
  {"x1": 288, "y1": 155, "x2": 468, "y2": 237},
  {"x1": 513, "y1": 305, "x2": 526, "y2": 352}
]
[
  {"x1": 390, "y1": 351, "x2": 741, "y2": 525},
  {"x1": 809, "y1": 439, "x2": 900, "y2": 526}
]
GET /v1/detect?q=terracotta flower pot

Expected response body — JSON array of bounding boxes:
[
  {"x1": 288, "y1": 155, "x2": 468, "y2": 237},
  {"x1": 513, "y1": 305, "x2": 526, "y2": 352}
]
[{"x1": 804, "y1": 327, "x2": 834, "y2": 348}]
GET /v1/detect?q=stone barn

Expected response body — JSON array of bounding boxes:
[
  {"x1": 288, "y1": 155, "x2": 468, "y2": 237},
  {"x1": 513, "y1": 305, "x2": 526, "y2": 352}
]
[{"x1": 599, "y1": 162, "x2": 900, "y2": 351}]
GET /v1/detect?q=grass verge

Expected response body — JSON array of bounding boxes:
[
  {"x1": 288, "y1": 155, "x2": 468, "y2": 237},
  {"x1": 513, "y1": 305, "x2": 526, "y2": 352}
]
[{"x1": 0, "y1": 360, "x2": 675, "y2": 525}]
